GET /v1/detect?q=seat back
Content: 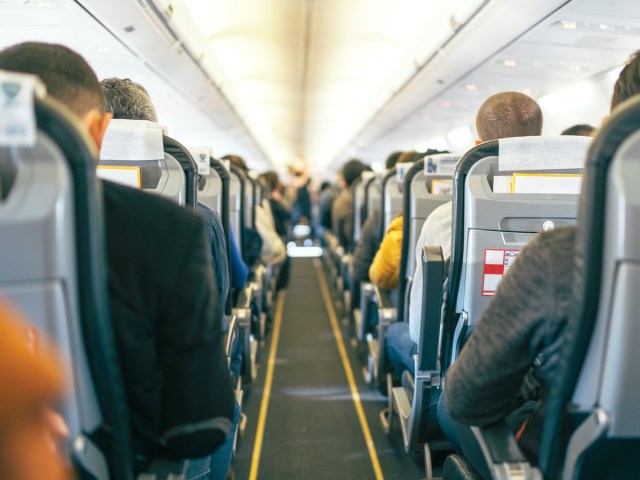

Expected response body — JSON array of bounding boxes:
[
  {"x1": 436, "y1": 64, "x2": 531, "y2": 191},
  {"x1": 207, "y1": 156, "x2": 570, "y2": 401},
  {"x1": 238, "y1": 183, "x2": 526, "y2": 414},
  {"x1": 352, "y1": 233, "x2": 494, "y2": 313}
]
[
  {"x1": 0, "y1": 78, "x2": 133, "y2": 479},
  {"x1": 539, "y1": 96, "x2": 640, "y2": 479},
  {"x1": 244, "y1": 172, "x2": 257, "y2": 229},
  {"x1": 398, "y1": 154, "x2": 458, "y2": 322},
  {"x1": 229, "y1": 165, "x2": 245, "y2": 257},
  {"x1": 380, "y1": 166, "x2": 404, "y2": 237},
  {"x1": 444, "y1": 136, "x2": 590, "y2": 371},
  {"x1": 353, "y1": 171, "x2": 375, "y2": 242},
  {"x1": 163, "y1": 135, "x2": 198, "y2": 210},
  {"x1": 98, "y1": 119, "x2": 186, "y2": 205}
]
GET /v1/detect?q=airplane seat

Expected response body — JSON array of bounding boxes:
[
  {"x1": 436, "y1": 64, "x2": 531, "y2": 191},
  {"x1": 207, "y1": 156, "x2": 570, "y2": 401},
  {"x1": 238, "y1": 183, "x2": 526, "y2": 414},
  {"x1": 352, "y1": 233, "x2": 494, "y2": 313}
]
[
  {"x1": 442, "y1": 454, "x2": 483, "y2": 480},
  {"x1": 162, "y1": 135, "x2": 198, "y2": 209},
  {"x1": 532, "y1": 95, "x2": 640, "y2": 480},
  {"x1": 0, "y1": 76, "x2": 136, "y2": 479},
  {"x1": 443, "y1": 135, "x2": 590, "y2": 374},
  {"x1": 98, "y1": 119, "x2": 186, "y2": 206}
]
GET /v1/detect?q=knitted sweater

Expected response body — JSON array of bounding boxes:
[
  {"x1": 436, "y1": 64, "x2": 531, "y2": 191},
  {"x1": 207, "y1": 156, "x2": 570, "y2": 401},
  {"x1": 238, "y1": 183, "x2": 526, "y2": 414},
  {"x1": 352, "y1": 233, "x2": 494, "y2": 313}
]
[{"x1": 444, "y1": 226, "x2": 576, "y2": 460}]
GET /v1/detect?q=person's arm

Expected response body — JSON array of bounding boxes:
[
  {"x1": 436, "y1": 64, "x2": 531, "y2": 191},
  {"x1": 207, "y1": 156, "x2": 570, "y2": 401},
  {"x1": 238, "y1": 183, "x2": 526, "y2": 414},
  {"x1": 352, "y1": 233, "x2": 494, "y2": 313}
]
[
  {"x1": 443, "y1": 230, "x2": 569, "y2": 427},
  {"x1": 157, "y1": 219, "x2": 235, "y2": 458},
  {"x1": 368, "y1": 217, "x2": 403, "y2": 290},
  {"x1": 229, "y1": 228, "x2": 248, "y2": 290}
]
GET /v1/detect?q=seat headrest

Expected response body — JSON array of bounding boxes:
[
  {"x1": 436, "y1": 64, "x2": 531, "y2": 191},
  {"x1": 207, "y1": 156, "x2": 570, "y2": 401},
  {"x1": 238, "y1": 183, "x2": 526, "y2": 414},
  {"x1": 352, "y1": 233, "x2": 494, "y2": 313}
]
[
  {"x1": 99, "y1": 119, "x2": 165, "y2": 161},
  {"x1": 424, "y1": 153, "x2": 460, "y2": 175},
  {"x1": 0, "y1": 70, "x2": 46, "y2": 147},
  {"x1": 498, "y1": 135, "x2": 591, "y2": 172}
]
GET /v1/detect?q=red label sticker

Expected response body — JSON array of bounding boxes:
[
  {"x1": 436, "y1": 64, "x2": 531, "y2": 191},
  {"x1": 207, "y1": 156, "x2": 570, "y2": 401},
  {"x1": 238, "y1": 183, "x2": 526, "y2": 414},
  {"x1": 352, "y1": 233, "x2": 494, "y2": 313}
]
[{"x1": 482, "y1": 249, "x2": 520, "y2": 296}]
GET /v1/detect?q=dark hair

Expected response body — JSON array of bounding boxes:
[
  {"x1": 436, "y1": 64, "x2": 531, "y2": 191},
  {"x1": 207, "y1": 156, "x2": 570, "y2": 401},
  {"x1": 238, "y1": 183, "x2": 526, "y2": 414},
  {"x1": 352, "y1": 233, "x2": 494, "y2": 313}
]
[
  {"x1": 561, "y1": 124, "x2": 595, "y2": 136},
  {"x1": 396, "y1": 150, "x2": 418, "y2": 164},
  {"x1": 384, "y1": 151, "x2": 403, "y2": 169},
  {"x1": 261, "y1": 171, "x2": 280, "y2": 191},
  {"x1": 476, "y1": 91, "x2": 542, "y2": 141},
  {"x1": 100, "y1": 77, "x2": 158, "y2": 122},
  {"x1": 611, "y1": 51, "x2": 640, "y2": 110},
  {"x1": 0, "y1": 42, "x2": 104, "y2": 117},
  {"x1": 341, "y1": 159, "x2": 367, "y2": 187},
  {"x1": 221, "y1": 154, "x2": 248, "y2": 172}
]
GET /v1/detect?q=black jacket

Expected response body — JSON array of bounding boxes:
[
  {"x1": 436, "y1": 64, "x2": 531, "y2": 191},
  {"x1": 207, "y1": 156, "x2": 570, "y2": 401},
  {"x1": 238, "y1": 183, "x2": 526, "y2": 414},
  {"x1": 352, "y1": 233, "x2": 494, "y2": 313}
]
[{"x1": 103, "y1": 181, "x2": 235, "y2": 463}]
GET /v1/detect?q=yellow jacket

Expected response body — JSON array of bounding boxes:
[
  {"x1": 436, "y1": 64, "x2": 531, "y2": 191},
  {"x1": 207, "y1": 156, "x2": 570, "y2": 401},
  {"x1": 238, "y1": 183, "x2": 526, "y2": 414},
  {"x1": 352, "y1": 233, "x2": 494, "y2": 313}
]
[{"x1": 369, "y1": 215, "x2": 403, "y2": 290}]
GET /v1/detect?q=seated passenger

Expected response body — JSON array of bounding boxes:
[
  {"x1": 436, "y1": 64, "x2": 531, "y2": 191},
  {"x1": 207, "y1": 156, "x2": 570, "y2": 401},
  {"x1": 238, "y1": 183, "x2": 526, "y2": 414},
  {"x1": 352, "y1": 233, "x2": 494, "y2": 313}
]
[
  {"x1": 0, "y1": 300, "x2": 70, "y2": 480},
  {"x1": 351, "y1": 150, "x2": 402, "y2": 292},
  {"x1": 224, "y1": 154, "x2": 286, "y2": 267},
  {"x1": 100, "y1": 76, "x2": 241, "y2": 475},
  {"x1": 261, "y1": 171, "x2": 292, "y2": 290},
  {"x1": 561, "y1": 123, "x2": 595, "y2": 136},
  {"x1": 0, "y1": 42, "x2": 236, "y2": 478},
  {"x1": 386, "y1": 92, "x2": 543, "y2": 379},
  {"x1": 100, "y1": 76, "x2": 240, "y2": 308},
  {"x1": 331, "y1": 159, "x2": 369, "y2": 250},
  {"x1": 440, "y1": 53, "x2": 640, "y2": 479},
  {"x1": 368, "y1": 150, "x2": 444, "y2": 290}
]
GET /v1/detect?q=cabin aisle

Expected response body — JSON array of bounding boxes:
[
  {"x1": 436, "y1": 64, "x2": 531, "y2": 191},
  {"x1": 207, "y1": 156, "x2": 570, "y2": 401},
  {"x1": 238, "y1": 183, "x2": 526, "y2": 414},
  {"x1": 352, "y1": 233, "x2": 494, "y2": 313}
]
[{"x1": 234, "y1": 257, "x2": 425, "y2": 479}]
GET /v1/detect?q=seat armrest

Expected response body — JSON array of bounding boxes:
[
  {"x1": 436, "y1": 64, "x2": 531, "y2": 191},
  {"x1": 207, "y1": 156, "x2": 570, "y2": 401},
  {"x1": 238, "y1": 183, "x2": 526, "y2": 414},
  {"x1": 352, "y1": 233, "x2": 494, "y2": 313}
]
[
  {"x1": 234, "y1": 285, "x2": 252, "y2": 310},
  {"x1": 471, "y1": 422, "x2": 542, "y2": 480},
  {"x1": 224, "y1": 314, "x2": 239, "y2": 358},
  {"x1": 374, "y1": 286, "x2": 397, "y2": 324}
]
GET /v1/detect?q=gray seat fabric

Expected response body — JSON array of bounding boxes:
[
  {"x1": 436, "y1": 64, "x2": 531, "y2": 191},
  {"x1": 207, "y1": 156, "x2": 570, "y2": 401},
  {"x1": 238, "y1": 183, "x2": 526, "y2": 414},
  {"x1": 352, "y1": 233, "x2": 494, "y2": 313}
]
[
  {"x1": 538, "y1": 96, "x2": 640, "y2": 479},
  {"x1": 0, "y1": 93, "x2": 134, "y2": 479}
]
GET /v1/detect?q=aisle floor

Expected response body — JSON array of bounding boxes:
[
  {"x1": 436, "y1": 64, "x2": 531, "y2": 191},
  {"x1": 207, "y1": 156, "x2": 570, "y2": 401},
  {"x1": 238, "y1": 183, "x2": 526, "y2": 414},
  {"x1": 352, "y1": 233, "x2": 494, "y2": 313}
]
[{"x1": 234, "y1": 258, "x2": 425, "y2": 479}]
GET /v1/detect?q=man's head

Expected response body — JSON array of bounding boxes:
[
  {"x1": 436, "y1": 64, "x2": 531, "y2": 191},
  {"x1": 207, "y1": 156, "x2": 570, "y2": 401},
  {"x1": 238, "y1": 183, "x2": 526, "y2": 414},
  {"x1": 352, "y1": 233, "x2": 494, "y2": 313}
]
[
  {"x1": 561, "y1": 124, "x2": 595, "y2": 136},
  {"x1": 384, "y1": 151, "x2": 403, "y2": 170},
  {"x1": 100, "y1": 77, "x2": 158, "y2": 122},
  {"x1": 340, "y1": 159, "x2": 368, "y2": 188},
  {"x1": 475, "y1": 91, "x2": 543, "y2": 142},
  {"x1": 611, "y1": 50, "x2": 640, "y2": 111},
  {"x1": 0, "y1": 42, "x2": 111, "y2": 149},
  {"x1": 222, "y1": 154, "x2": 248, "y2": 172}
]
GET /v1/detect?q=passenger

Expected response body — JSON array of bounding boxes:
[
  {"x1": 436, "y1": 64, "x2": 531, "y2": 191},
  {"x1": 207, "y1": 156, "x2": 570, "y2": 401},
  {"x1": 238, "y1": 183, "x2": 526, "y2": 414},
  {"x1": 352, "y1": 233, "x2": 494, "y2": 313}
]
[
  {"x1": 224, "y1": 154, "x2": 287, "y2": 267},
  {"x1": 331, "y1": 158, "x2": 369, "y2": 250},
  {"x1": 387, "y1": 92, "x2": 543, "y2": 379},
  {"x1": 100, "y1": 77, "x2": 241, "y2": 308},
  {"x1": 440, "y1": 53, "x2": 640, "y2": 479},
  {"x1": 289, "y1": 162, "x2": 312, "y2": 227},
  {"x1": 350, "y1": 150, "x2": 405, "y2": 299},
  {"x1": 0, "y1": 300, "x2": 70, "y2": 480},
  {"x1": 561, "y1": 123, "x2": 595, "y2": 136},
  {"x1": 368, "y1": 150, "x2": 443, "y2": 290},
  {"x1": 100, "y1": 77, "x2": 242, "y2": 476},
  {"x1": 318, "y1": 179, "x2": 341, "y2": 233},
  {"x1": 0, "y1": 42, "x2": 236, "y2": 478},
  {"x1": 261, "y1": 170, "x2": 292, "y2": 290}
]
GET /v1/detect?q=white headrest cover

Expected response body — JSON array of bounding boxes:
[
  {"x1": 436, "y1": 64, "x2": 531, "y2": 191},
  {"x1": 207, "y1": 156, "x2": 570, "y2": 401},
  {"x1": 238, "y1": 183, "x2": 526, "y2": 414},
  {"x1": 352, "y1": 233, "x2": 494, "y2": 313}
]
[
  {"x1": 100, "y1": 119, "x2": 165, "y2": 161},
  {"x1": 498, "y1": 135, "x2": 591, "y2": 172}
]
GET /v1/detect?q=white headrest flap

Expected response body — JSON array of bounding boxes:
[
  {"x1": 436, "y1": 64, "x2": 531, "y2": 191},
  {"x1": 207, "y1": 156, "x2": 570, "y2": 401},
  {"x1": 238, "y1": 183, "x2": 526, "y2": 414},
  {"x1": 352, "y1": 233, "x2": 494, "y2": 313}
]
[
  {"x1": 498, "y1": 135, "x2": 591, "y2": 172},
  {"x1": 424, "y1": 153, "x2": 460, "y2": 175},
  {"x1": 100, "y1": 119, "x2": 165, "y2": 161},
  {"x1": 0, "y1": 70, "x2": 46, "y2": 147}
]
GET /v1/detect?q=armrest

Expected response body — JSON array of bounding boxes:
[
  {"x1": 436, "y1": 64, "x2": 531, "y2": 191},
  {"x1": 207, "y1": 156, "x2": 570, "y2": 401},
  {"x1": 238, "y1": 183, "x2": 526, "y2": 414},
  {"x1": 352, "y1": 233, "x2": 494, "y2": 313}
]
[
  {"x1": 234, "y1": 285, "x2": 252, "y2": 310},
  {"x1": 373, "y1": 286, "x2": 397, "y2": 324},
  {"x1": 136, "y1": 458, "x2": 187, "y2": 480},
  {"x1": 471, "y1": 422, "x2": 542, "y2": 480},
  {"x1": 224, "y1": 314, "x2": 239, "y2": 358},
  {"x1": 416, "y1": 246, "x2": 444, "y2": 373}
]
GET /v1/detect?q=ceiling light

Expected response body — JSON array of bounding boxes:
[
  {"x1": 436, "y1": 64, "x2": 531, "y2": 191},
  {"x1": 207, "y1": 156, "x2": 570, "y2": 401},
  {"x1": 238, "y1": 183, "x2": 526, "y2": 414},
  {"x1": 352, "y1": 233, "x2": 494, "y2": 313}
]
[
  {"x1": 503, "y1": 59, "x2": 517, "y2": 67},
  {"x1": 465, "y1": 83, "x2": 477, "y2": 91},
  {"x1": 446, "y1": 126, "x2": 473, "y2": 151},
  {"x1": 561, "y1": 21, "x2": 577, "y2": 30},
  {"x1": 441, "y1": 100, "x2": 451, "y2": 108},
  {"x1": 568, "y1": 65, "x2": 582, "y2": 72},
  {"x1": 371, "y1": 161, "x2": 384, "y2": 173},
  {"x1": 415, "y1": 143, "x2": 428, "y2": 153}
]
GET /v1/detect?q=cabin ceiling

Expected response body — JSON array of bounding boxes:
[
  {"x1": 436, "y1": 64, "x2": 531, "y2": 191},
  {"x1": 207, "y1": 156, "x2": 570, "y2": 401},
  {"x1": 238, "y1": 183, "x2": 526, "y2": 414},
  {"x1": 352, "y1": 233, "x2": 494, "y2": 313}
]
[{"x1": 1, "y1": 0, "x2": 640, "y2": 177}]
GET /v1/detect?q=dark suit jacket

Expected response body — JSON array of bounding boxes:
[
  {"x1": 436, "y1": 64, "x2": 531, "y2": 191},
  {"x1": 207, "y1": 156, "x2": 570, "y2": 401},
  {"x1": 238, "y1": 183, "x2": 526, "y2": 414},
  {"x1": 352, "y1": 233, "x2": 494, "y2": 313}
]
[{"x1": 103, "y1": 181, "x2": 235, "y2": 462}]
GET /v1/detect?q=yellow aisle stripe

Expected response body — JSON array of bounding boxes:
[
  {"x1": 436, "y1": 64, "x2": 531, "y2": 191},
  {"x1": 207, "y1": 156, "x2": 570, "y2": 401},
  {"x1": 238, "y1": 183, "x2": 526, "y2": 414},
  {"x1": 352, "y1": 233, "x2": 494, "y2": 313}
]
[
  {"x1": 314, "y1": 260, "x2": 385, "y2": 480},
  {"x1": 249, "y1": 290, "x2": 286, "y2": 480}
]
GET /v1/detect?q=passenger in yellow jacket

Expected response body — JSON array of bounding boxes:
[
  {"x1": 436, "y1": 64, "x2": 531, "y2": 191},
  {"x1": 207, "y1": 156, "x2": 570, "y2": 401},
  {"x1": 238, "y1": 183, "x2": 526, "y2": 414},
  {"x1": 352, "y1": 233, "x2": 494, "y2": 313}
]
[{"x1": 369, "y1": 215, "x2": 403, "y2": 290}]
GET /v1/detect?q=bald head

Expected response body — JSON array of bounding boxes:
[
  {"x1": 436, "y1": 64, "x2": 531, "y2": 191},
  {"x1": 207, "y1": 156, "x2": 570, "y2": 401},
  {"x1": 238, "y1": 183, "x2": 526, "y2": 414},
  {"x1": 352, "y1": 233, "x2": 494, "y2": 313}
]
[
  {"x1": 475, "y1": 92, "x2": 542, "y2": 142},
  {"x1": 0, "y1": 42, "x2": 104, "y2": 118}
]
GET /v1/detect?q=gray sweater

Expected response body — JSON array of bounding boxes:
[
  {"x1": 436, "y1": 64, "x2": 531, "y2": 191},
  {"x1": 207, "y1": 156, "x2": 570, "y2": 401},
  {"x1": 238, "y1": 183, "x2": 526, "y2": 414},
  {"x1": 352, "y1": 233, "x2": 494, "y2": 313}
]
[{"x1": 444, "y1": 226, "x2": 576, "y2": 459}]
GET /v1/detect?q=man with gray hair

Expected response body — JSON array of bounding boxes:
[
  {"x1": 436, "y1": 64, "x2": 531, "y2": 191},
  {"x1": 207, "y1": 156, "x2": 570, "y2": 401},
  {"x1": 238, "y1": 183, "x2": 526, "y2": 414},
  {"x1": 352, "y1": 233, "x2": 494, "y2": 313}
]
[{"x1": 99, "y1": 77, "x2": 241, "y2": 480}]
